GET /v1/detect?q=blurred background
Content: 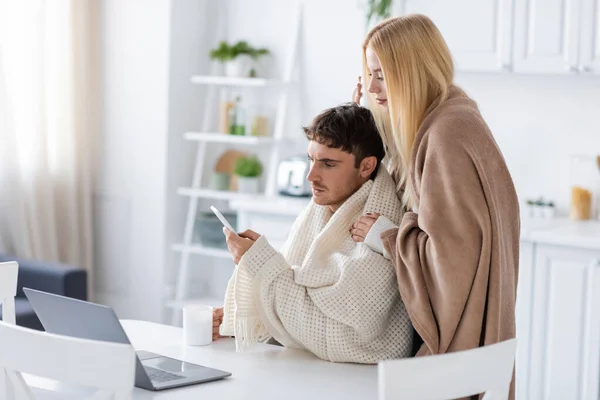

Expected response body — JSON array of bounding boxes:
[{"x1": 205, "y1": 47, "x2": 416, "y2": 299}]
[
  {"x1": 2, "y1": 2, "x2": 600, "y2": 398},
  {"x1": 0, "y1": 0, "x2": 599, "y2": 366}
]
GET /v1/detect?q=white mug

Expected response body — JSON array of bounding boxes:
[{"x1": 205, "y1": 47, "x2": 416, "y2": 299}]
[{"x1": 182, "y1": 305, "x2": 213, "y2": 346}]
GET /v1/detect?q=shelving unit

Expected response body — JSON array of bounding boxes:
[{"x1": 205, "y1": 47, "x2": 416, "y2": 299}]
[
  {"x1": 183, "y1": 131, "x2": 277, "y2": 145},
  {"x1": 176, "y1": 187, "x2": 267, "y2": 201},
  {"x1": 166, "y1": 2, "x2": 304, "y2": 325},
  {"x1": 190, "y1": 75, "x2": 289, "y2": 87}
]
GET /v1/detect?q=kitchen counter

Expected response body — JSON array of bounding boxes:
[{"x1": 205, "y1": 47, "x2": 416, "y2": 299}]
[
  {"x1": 229, "y1": 195, "x2": 311, "y2": 216},
  {"x1": 521, "y1": 217, "x2": 600, "y2": 250}
]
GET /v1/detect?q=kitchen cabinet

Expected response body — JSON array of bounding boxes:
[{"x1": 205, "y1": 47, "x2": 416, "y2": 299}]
[
  {"x1": 580, "y1": 0, "x2": 600, "y2": 75},
  {"x1": 400, "y1": 0, "x2": 513, "y2": 72},
  {"x1": 513, "y1": 0, "x2": 600, "y2": 75},
  {"x1": 515, "y1": 240, "x2": 534, "y2": 400},
  {"x1": 237, "y1": 211, "x2": 296, "y2": 251},
  {"x1": 399, "y1": 0, "x2": 600, "y2": 75},
  {"x1": 524, "y1": 244, "x2": 600, "y2": 400},
  {"x1": 231, "y1": 197, "x2": 308, "y2": 251}
]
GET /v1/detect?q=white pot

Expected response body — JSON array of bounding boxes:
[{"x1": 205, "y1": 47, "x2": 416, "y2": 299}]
[
  {"x1": 225, "y1": 55, "x2": 252, "y2": 77},
  {"x1": 237, "y1": 177, "x2": 260, "y2": 194}
]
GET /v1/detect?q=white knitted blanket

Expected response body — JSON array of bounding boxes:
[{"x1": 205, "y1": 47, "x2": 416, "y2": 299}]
[{"x1": 220, "y1": 167, "x2": 413, "y2": 363}]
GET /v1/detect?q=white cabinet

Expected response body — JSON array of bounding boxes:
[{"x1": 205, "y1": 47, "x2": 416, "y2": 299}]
[
  {"x1": 237, "y1": 212, "x2": 296, "y2": 251},
  {"x1": 515, "y1": 240, "x2": 534, "y2": 400},
  {"x1": 231, "y1": 196, "x2": 308, "y2": 251},
  {"x1": 513, "y1": 0, "x2": 600, "y2": 75},
  {"x1": 580, "y1": 0, "x2": 600, "y2": 74},
  {"x1": 401, "y1": 0, "x2": 513, "y2": 72},
  {"x1": 398, "y1": 0, "x2": 600, "y2": 75},
  {"x1": 513, "y1": 0, "x2": 581, "y2": 74},
  {"x1": 525, "y1": 244, "x2": 600, "y2": 400}
]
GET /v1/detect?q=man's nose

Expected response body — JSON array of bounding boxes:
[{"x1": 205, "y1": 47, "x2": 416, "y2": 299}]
[{"x1": 306, "y1": 164, "x2": 318, "y2": 182}]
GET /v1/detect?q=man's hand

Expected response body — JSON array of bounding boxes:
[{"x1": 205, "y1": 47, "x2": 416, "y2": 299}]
[
  {"x1": 350, "y1": 213, "x2": 380, "y2": 243},
  {"x1": 224, "y1": 228, "x2": 261, "y2": 264},
  {"x1": 213, "y1": 307, "x2": 224, "y2": 340}
]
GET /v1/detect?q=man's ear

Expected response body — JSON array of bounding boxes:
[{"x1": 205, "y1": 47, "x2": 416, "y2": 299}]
[{"x1": 359, "y1": 156, "x2": 377, "y2": 178}]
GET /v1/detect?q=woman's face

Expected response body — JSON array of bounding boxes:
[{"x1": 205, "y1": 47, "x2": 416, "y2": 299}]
[{"x1": 365, "y1": 47, "x2": 388, "y2": 108}]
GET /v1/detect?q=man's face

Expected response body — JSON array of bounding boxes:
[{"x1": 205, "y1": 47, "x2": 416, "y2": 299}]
[{"x1": 307, "y1": 141, "x2": 371, "y2": 212}]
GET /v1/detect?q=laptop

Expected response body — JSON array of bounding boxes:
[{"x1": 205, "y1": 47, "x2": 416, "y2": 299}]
[{"x1": 24, "y1": 288, "x2": 231, "y2": 391}]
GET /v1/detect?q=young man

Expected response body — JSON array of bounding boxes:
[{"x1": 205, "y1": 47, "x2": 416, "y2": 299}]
[{"x1": 216, "y1": 103, "x2": 413, "y2": 364}]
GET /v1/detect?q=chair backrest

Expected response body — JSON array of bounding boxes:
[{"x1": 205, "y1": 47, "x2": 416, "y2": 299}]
[
  {"x1": 0, "y1": 261, "x2": 18, "y2": 324},
  {"x1": 378, "y1": 339, "x2": 517, "y2": 400},
  {"x1": 0, "y1": 320, "x2": 136, "y2": 400}
]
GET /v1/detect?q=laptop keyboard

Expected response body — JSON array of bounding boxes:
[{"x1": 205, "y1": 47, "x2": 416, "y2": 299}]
[{"x1": 145, "y1": 366, "x2": 185, "y2": 383}]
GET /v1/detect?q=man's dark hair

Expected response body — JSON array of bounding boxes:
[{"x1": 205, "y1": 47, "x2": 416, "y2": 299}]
[{"x1": 302, "y1": 103, "x2": 384, "y2": 178}]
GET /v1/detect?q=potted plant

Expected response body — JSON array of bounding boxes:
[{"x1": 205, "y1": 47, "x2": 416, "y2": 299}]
[
  {"x1": 210, "y1": 40, "x2": 270, "y2": 77},
  {"x1": 233, "y1": 156, "x2": 263, "y2": 194}
]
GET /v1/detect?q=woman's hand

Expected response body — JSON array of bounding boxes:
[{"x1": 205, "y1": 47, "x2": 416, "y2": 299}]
[
  {"x1": 213, "y1": 307, "x2": 224, "y2": 340},
  {"x1": 350, "y1": 213, "x2": 380, "y2": 242},
  {"x1": 224, "y1": 228, "x2": 261, "y2": 264},
  {"x1": 352, "y1": 76, "x2": 363, "y2": 104}
]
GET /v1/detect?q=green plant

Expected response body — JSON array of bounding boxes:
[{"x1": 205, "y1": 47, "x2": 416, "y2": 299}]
[
  {"x1": 232, "y1": 41, "x2": 269, "y2": 60},
  {"x1": 234, "y1": 156, "x2": 263, "y2": 178},
  {"x1": 210, "y1": 41, "x2": 236, "y2": 62},
  {"x1": 366, "y1": 0, "x2": 393, "y2": 28},
  {"x1": 209, "y1": 40, "x2": 270, "y2": 62}
]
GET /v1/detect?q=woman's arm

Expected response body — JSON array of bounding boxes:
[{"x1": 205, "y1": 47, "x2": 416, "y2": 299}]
[{"x1": 382, "y1": 127, "x2": 491, "y2": 356}]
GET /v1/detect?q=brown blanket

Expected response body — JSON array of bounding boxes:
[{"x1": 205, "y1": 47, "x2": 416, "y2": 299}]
[{"x1": 381, "y1": 86, "x2": 520, "y2": 400}]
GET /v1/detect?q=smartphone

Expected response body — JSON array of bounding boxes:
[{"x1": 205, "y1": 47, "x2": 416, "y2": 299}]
[{"x1": 210, "y1": 206, "x2": 238, "y2": 236}]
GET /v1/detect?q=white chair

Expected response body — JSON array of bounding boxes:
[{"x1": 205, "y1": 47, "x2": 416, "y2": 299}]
[
  {"x1": 0, "y1": 320, "x2": 136, "y2": 400},
  {"x1": 0, "y1": 261, "x2": 18, "y2": 324},
  {"x1": 378, "y1": 339, "x2": 517, "y2": 400}
]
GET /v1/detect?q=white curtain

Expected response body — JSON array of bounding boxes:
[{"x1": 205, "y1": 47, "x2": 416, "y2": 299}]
[{"x1": 0, "y1": 0, "x2": 97, "y2": 290}]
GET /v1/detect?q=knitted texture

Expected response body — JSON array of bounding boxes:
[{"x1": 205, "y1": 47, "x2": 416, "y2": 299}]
[{"x1": 221, "y1": 167, "x2": 413, "y2": 363}]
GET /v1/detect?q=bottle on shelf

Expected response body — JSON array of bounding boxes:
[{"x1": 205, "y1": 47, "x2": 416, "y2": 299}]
[
  {"x1": 219, "y1": 100, "x2": 235, "y2": 133},
  {"x1": 228, "y1": 96, "x2": 246, "y2": 136}
]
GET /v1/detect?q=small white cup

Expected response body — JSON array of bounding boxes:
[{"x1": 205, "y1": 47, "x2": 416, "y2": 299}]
[{"x1": 182, "y1": 305, "x2": 213, "y2": 346}]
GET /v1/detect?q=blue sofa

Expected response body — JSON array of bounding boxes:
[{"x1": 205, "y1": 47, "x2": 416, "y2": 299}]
[{"x1": 0, "y1": 254, "x2": 88, "y2": 330}]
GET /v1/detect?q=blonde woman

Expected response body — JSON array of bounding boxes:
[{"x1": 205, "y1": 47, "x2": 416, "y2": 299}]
[{"x1": 350, "y1": 14, "x2": 519, "y2": 399}]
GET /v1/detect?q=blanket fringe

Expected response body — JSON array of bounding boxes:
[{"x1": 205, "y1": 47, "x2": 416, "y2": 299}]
[{"x1": 234, "y1": 316, "x2": 272, "y2": 352}]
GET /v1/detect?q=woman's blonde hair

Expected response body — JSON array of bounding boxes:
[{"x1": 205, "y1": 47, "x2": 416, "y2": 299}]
[{"x1": 362, "y1": 14, "x2": 454, "y2": 208}]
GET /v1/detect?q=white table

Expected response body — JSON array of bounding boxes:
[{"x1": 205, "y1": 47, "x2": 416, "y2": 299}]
[{"x1": 28, "y1": 319, "x2": 377, "y2": 399}]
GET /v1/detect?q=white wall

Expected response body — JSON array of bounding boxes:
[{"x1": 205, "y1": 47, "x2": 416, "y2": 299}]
[
  {"x1": 163, "y1": 0, "x2": 226, "y2": 318},
  {"x1": 95, "y1": 0, "x2": 171, "y2": 321},
  {"x1": 96, "y1": 0, "x2": 228, "y2": 322},
  {"x1": 454, "y1": 73, "x2": 600, "y2": 214},
  {"x1": 227, "y1": 0, "x2": 600, "y2": 216}
]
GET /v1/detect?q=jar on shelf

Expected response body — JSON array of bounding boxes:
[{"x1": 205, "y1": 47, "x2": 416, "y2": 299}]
[
  {"x1": 525, "y1": 197, "x2": 556, "y2": 219},
  {"x1": 569, "y1": 154, "x2": 600, "y2": 221},
  {"x1": 247, "y1": 106, "x2": 274, "y2": 137}
]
